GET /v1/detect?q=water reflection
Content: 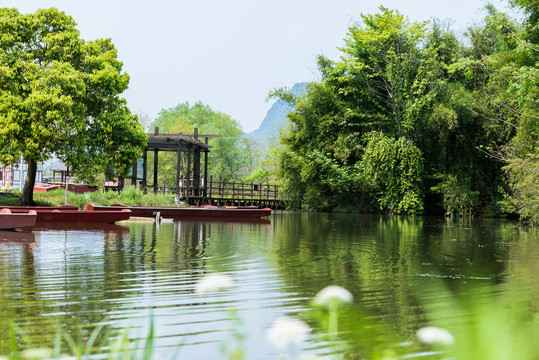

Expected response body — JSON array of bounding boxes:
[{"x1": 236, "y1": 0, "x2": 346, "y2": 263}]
[{"x1": 0, "y1": 214, "x2": 537, "y2": 358}]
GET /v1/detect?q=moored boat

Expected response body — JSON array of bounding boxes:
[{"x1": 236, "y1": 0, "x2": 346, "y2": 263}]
[
  {"x1": 85, "y1": 203, "x2": 272, "y2": 219},
  {"x1": 0, "y1": 205, "x2": 131, "y2": 224},
  {"x1": 0, "y1": 209, "x2": 37, "y2": 230}
]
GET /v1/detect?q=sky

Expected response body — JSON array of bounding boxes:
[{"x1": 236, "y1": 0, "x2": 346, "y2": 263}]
[{"x1": 1, "y1": 0, "x2": 515, "y2": 132}]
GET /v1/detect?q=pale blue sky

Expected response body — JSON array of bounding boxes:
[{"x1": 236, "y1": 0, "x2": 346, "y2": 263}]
[{"x1": 1, "y1": 0, "x2": 515, "y2": 132}]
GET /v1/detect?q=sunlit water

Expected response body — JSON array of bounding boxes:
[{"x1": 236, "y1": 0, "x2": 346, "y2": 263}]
[{"x1": 0, "y1": 213, "x2": 538, "y2": 358}]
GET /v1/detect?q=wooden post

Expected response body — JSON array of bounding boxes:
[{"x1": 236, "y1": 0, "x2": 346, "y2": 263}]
[
  {"x1": 131, "y1": 159, "x2": 137, "y2": 185},
  {"x1": 209, "y1": 175, "x2": 213, "y2": 198},
  {"x1": 193, "y1": 128, "x2": 200, "y2": 197},
  {"x1": 118, "y1": 174, "x2": 124, "y2": 192},
  {"x1": 176, "y1": 141, "x2": 181, "y2": 198},
  {"x1": 186, "y1": 146, "x2": 191, "y2": 204},
  {"x1": 153, "y1": 127, "x2": 159, "y2": 193},
  {"x1": 142, "y1": 148, "x2": 147, "y2": 191},
  {"x1": 204, "y1": 138, "x2": 208, "y2": 198}
]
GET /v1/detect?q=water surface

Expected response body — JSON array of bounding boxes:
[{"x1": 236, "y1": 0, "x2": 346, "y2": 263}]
[{"x1": 0, "y1": 213, "x2": 537, "y2": 358}]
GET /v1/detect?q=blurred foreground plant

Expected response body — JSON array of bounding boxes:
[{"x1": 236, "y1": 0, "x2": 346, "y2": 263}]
[{"x1": 4, "y1": 278, "x2": 538, "y2": 359}]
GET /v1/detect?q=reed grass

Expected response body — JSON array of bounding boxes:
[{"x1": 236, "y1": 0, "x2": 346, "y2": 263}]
[{"x1": 3, "y1": 317, "x2": 162, "y2": 360}]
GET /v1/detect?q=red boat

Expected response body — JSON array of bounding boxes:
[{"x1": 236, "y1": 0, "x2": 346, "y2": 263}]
[
  {"x1": 0, "y1": 209, "x2": 37, "y2": 229},
  {"x1": 85, "y1": 203, "x2": 272, "y2": 219},
  {"x1": 0, "y1": 205, "x2": 131, "y2": 224}
]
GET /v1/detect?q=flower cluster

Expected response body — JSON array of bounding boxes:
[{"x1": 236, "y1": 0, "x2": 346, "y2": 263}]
[
  {"x1": 416, "y1": 326, "x2": 455, "y2": 346},
  {"x1": 194, "y1": 273, "x2": 234, "y2": 294},
  {"x1": 266, "y1": 317, "x2": 311, "y2": 349},
  {"x1": 314, "y1": 285, "x2": 353, "y2": 306}
]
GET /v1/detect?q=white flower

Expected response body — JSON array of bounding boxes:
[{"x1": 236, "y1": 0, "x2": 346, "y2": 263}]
[
  {"x1": 20, "y1": 348, "x2": 53, "y2": 359},
  {"x1": 314, "y1": 285, "x2": 353, "y2": 306},
  {"x1": 416, "y1": 326, "x2": 455, "y2": 346},
  {"x1": 194, "y1": 273, "x2": 234, "y2": 294},
  {"x1": 266, "y1": 317, "x2": 311, "y2": 349}
]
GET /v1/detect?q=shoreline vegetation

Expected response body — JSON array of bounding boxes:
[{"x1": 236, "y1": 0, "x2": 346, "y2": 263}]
[
  {"x1": 0, "y1": 186, "x2": 178, "y2": 209},
  {"x1": 0, "y1": 186, "x2": 527, "y2": 223},
  {"x1": 265, "y1": 3, "x2": 538, "y2": 224}
]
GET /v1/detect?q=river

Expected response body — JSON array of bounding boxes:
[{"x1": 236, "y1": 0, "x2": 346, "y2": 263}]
[{"x1": 0, "y1": 213, "x2": 537, "y2": 359}]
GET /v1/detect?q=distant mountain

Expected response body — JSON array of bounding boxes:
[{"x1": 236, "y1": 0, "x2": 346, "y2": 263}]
[{"x1": 248, "y1": 82, "x2": 307, "y2": 143}]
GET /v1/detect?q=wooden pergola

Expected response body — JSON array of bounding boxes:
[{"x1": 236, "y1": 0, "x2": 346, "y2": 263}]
[
  {"x1": 129, "y1": 127, "x2": 218, "y2": 203},
  {"x1": 51, "y1": 163, "x2": 71, "y2": 183}
]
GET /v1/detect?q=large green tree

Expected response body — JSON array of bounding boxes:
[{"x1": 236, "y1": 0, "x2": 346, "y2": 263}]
[
  {"x1": 275, "y1": 8, "x2": 448, "y2": 213},
  {"x1": 275, "y1": 6, "x2": 524, "y2": 216},
  {"x1": 461, "y1": 2, "x2": 539, "y2": 222},
  {"x1": 0, "y1": 8, "x2": 147, "y2": 205}
]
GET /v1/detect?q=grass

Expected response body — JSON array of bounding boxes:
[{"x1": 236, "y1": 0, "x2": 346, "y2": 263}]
[
  {"x1": 0, "y1": 191, "x2": 22, "y2": 206},
  {"x1": 0, "y1": 186, "x2": 180, "y2": 208},
  {"x1": 4, "y1": 316, "x2": 163, "y2": 360}
]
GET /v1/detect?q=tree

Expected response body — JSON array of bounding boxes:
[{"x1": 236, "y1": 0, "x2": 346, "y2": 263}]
[
  {"x1": 0, "y1": 8, "x2": 147, "y2": 205},
  {"x1": 151, "y1": 101, "x2": 253, "y2": 185},
  {"x1": 274, "y1": 5, "x2": 536, "y2": 217},
  {"x1": 275, "y1": 7, "x2": 449, "y2": 213},
  {"x1": 468, "y1": 2, "x2": 539, "y2": 222}
]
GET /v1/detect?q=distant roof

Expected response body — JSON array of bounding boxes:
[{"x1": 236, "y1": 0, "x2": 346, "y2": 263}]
[
  {"x1": 146, "y1": 133, "x2": 215, "y2": 151},
  {"x1": 51, "y1": 163, "x2": 67, "y2": 172}
]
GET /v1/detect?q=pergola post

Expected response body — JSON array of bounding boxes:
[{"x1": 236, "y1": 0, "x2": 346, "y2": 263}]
[
  {"x1": 142, "y1": 148, "x2": 147, "y2": 191},
  {"x1": 131, "y1": 159, "x2": 137, "y2": 186},
  {"x1": 175, "y1": 141, "x2": 182, "y2": 198},
  {"x1": 204, "y1": 138, "x2": 209, "y2": 197},
  {"x1": 186, "y1": 146, "x2": 192, "y2": 204},
  {"x1": 153, "y1": 127, "x2": 159, "y2": 193},
  {"x1": 193, "y1": 128, "x2": 200, "y2": 197}
]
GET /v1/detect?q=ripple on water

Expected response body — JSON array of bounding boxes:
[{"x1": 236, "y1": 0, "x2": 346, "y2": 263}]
[{"x1": 1, "y1": 216, "x2": 536, "y2": 359}]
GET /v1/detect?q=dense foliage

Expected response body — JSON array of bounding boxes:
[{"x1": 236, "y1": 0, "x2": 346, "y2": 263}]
[
  {"x1": 0, "y1": 8, "x2": 147, "y2": 205},
  {"x1": 150, "y1": 101, "x2": 253, "y2": 187},
  {"x1": 275, "y1": 4, "x2": 537, "y2": 220}
]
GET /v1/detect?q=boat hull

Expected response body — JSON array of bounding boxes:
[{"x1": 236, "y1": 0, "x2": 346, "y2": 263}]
[
  {"x1": 0, "y1": 209, "x2": 37, "y2": 229},
  {"x1": 86, "y1": 204, "x2": 272, "y2": 219},
  {"x1": 0, "y1": 206, "x2": 131, "y2": 224}
]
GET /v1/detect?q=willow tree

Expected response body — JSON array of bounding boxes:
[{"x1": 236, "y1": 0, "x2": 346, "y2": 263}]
[{"x1": 0, "y1": 8, "x2": 147, "y2": 205}]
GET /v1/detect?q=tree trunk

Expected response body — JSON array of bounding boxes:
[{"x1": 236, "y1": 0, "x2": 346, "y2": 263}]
[{"x1": 21, "y1": 158, "x2": 37, "y2": 206}]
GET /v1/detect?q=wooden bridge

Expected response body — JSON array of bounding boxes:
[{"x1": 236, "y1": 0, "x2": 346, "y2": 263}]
[{"x1": 180, "y1": 178, "x2": 284, "y2": 209}]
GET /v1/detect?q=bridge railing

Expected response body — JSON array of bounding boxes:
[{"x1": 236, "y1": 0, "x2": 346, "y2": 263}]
[{"x1": 177, "y1": 178, "x2": 280, "y2": 201}]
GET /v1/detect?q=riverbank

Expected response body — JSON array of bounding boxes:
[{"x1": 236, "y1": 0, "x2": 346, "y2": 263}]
[{"x1": 0, "y1": 186, "x2": 178, "y2": 208}]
